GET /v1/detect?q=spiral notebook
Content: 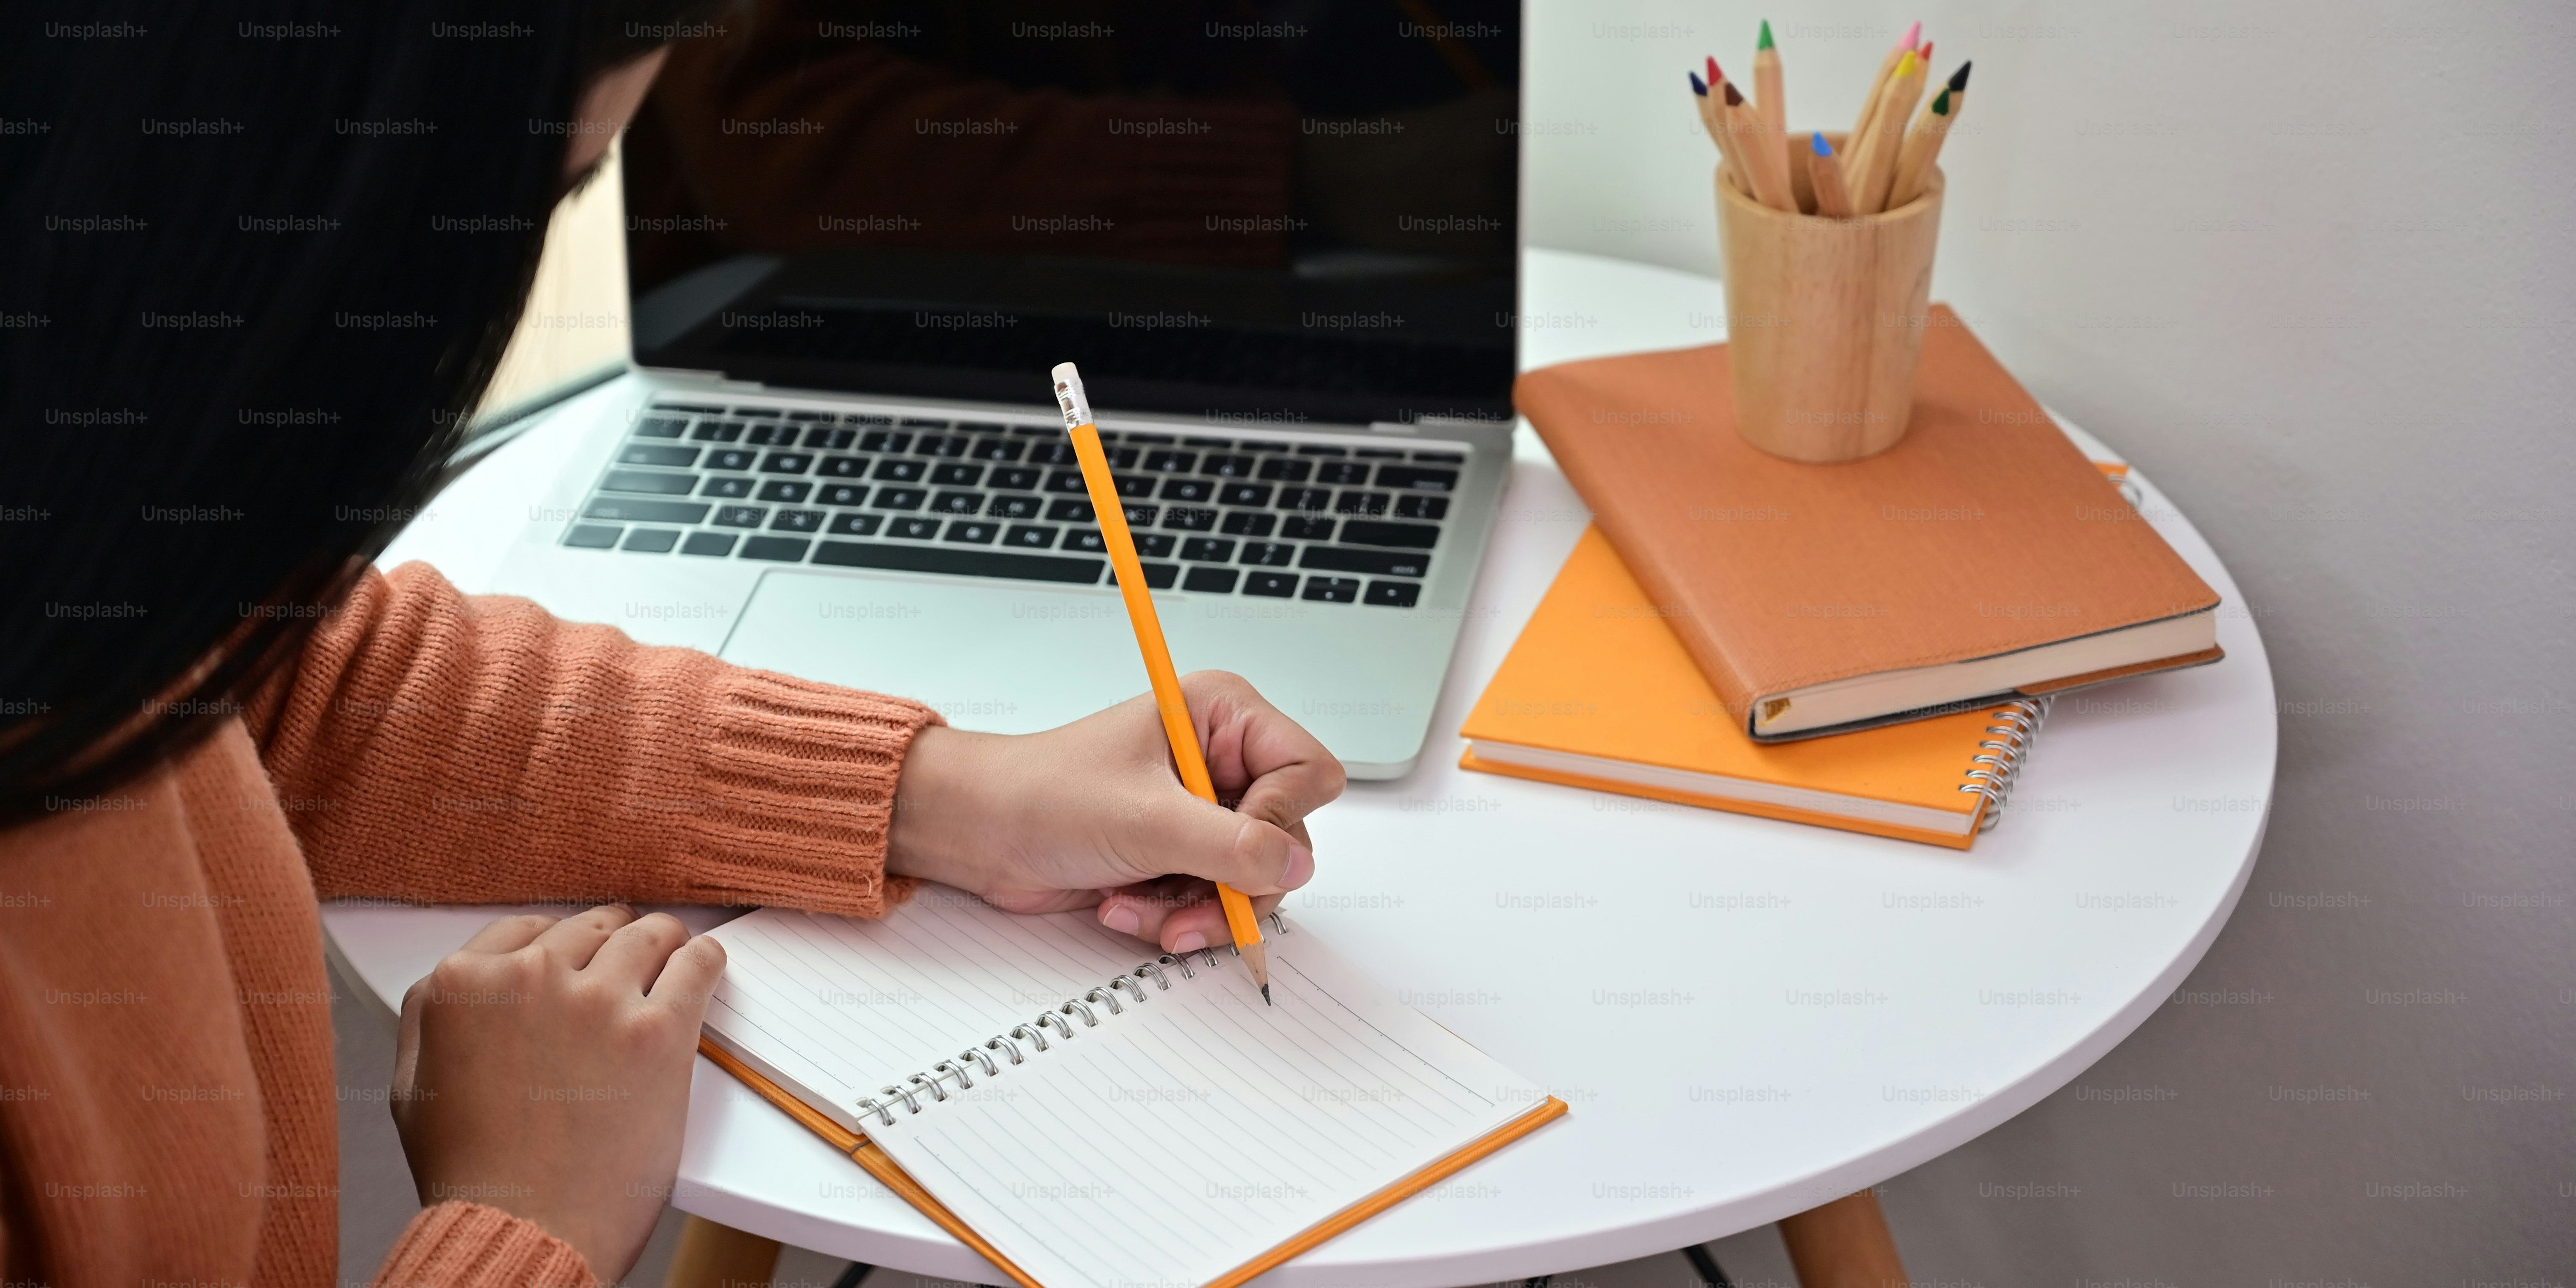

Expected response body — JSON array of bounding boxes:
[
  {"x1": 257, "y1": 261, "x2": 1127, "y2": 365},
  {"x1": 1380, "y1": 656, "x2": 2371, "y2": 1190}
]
[
  {"x1": 1460, "y1": 526, "x2": 2053, "y2": 848},
  {"x1": 697, "y1": 890, "x2": 1567, "y2": 1288}
]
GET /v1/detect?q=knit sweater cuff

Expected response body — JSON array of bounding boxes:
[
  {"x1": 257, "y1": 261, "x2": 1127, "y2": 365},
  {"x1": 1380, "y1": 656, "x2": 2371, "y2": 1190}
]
[
  {"x1": 667, "y1": 662, "x2": 944, "y2": 917},
  {"x1": 373, "y1": 1202, "x2": 596, "y2": 1288}
]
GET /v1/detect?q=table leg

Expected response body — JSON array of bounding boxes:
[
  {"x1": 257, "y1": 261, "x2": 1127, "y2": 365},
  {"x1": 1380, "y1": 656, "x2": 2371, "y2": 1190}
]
[
  {"x1": 664, "y1": 1214, "x2": 782, "y2": 1288},
  {"x1": 1776, "y1": 1190, "x2": 1906, "y2": 1288}
]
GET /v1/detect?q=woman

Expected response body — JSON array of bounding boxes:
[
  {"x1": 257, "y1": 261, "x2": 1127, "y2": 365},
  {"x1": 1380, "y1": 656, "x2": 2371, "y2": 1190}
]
[{"x1": 0, "y1": 4, "x2": 1342, "y2": 1284}]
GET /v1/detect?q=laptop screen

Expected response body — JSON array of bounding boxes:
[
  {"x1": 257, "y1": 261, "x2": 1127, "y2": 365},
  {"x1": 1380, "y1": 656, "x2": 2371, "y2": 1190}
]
[{"x1": 621, "y1": 0, "x2": 1520, "y2": 426}]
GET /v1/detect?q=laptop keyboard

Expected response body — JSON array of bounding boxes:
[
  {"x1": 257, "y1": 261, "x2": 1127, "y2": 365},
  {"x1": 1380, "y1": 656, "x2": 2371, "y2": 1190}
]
[{"x1": 561, "y1": 402, "x2": 1466, "y2": 608}]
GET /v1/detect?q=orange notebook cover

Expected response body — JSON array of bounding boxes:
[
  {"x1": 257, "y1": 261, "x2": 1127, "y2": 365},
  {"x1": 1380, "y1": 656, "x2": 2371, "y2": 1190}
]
[
  {"x1": 1460, "y1": 526, "x2": 2056, "y2": 848},
  {"x1": 1515, "y1": 306, "x2": 2221, "y2": 741}
]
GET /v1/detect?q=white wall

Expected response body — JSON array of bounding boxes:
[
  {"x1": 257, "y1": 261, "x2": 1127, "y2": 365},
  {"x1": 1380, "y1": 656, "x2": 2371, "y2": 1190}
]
[{"x1": 1523, "y1": 0, "x2": 2574, "y2": 1280}]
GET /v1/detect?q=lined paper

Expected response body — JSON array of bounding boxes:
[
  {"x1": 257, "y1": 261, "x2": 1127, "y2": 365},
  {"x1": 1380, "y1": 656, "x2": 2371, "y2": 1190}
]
[{"x1": 702, "y1": 887, "x2": 1549, "y2": 1288}]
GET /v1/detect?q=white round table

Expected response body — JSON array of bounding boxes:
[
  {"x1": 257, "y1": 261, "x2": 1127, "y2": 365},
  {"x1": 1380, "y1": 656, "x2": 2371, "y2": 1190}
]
[{"x1": 330, "y1": 249, "x2": 2275, "y2": 1288}]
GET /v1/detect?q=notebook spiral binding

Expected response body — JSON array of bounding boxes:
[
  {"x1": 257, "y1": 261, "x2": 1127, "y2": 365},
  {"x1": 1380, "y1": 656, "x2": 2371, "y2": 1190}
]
[
  {"x1": 853, "y1": 911, "x2": 1292, "y2": 1127},
  {"x1": 1957, "y1": 696, "x2": 2054, "y2": 833}
]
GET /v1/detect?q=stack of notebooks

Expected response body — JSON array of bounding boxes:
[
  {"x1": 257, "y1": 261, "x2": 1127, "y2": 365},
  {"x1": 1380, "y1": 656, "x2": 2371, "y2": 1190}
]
[
  {"x1": 1463, "y1": 306, "x2": 2222, "y2": 847},
  {"x1": 698, "y1": 893, "x2": 1565, "y2": 1288}
]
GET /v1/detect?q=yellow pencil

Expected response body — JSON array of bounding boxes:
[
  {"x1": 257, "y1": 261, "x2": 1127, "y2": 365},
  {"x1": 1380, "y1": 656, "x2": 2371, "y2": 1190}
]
[{"x1": 1049, "y1": 362, "x2": 1270, "y2": 1003}]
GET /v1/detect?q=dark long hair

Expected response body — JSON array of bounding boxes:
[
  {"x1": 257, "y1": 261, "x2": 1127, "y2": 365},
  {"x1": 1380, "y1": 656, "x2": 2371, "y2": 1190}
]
[{"x1": 0, "y1": 2, "x2": 690, "y2": 822}]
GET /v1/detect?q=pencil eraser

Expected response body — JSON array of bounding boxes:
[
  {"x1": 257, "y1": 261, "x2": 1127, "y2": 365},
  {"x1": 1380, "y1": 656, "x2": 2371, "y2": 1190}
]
[{"x1": 1051, "y1": 362, "x2": 1092, "y2": 431}]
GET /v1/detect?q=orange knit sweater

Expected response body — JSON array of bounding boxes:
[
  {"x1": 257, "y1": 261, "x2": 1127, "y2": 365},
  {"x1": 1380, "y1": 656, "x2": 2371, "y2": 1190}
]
[{"x1": 0, "y1": 562, "x2": 940, "y2": 1288}]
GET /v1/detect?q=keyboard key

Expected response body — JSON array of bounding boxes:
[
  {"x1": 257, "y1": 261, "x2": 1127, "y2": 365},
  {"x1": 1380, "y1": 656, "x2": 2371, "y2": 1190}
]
[
  {"x1": 1010, "y1": 424, "x2": 1058, "y2": 437},
  {"x1": 1184, "y1": 436, "x2": 1235, "y2": 448},
  {"x1": 1143, "y1": 450, "x2": 1196, "y2": 472},
  {"x1": 1026, "y1": 441, "x2": 1078, "y2": 466},
  {"x1": 888, "y1": 517, "x2": 942, "y2": 539},
  {"x1": 1124, "y1": 432, "x2": 1175, "y2": 445},
  {"x1": 816, "y1": 483, "x2": 867, "y2": 507},
  {"x1": 786, "y1": 411, "x2": 836, "y2": 422},
  {"x1": 1218, "y1": 483, "x2": 1271, "y2": 506},
  {"x1": 1413, "y1": 451, "x2": 1466, "y2": 463},
  {"x1": 681, "y1": 532, "x2": 736, "y2": 557},
  {"x1": 1295, "y1": 445, "x2": 1349, "y2": 456},
  {"x1": 1114, "y1": 474, "x2": 1156, "y2": 499},
  {"x1": 1334, "y1": 491, "x2": 1390, "y2": 515},
  {"x1": 818, "y1": 455, "x2": 868, "y2": 477},
  {"x1": 813, "y1": 541, "x2": 1104, "y2": 585},
  {"x1": 1109, "y1": 562, "x2": 1179, "y2": 590},
  {"x1": 1161, "y1": 506, "x2": 1217, "y2": 532},
  {"x1": 702, "y1": 477, "x2": 755, "y2": 498},
  {"x1": 847, "y1": 413, "x2": 894, "y2": 426},
  {"x1": 1107, "y1": 446, "x2": 1139, "y2": 469},
  {"x1": 635, "y1": 416, "x2": 688, "y2": 438},
  {"x1": 1238, "y1": 542, "x2": 1294, "y2": 567},
  {"x1": 1064, "y1": 529, "x2": 1107, "y2": 553},
  {"x1": 1045, "y1": 470, "x2": 1089, "y2": 494},
  {"x1": 757, "y1": 480, "x2": 812, "y2": 503},
  {"x1": 1183, "y1": 566, "x2": 1239, "y2": 593},
  {"x1": 930, "y1": 463, "x2": 984, "y2": 486},
  {"x1": 827, "y1": 512, "x2": 883, "y2": 536},
  {"x1": 761, "y1": 452, "x2": 815, "y2": 474},
  {"x1": 1277, "y1": 487, "x2": 1332, "y2": 512},
  {"x1": 1315, "y1": 460, "x2": 1370, "y2": 486},
  {"x1": 930, "y1": 491, "x2": 985, "y2": 515},
  {"x1": 970, "y1": 437, "x2": 1025, "y2": 461},
  {"x1": 989, "y1": 466, "x2": 1042, "y2": 491},
  {"x1": 914, "y1": 435, "x2": 969, "y2": 457},
  {"x1": 704, "y1": 448, "x2": 755, "y2": 471},
  {"x1": 802, "y1": 426, "x2": 856, "y2": 449},
  {"x1": 1301, "y1": 546, "x2": 1429, "y2": 578},
  {"x1": 1237, "y1": 439, "x2": 1290, "y2": 452},
  {"x1": 653, "y1": 401, "x2": 724, "y2": 414},
  {"x1": 1243, "y1": 572, "x2": 1297, "y2": 598},
  {"x1": 988, "y1": 494, "x2": 1042, "y2": 520},
  {"x1": 1365, "y1": 580, "x2": 1422, "y2": 607},
  {"x1": 771, "y1": 509, "x2": 824, "y2": 532},
  {"x1": 944, "y1": 520, "x2": 1000, "y2": 544},
  {"x1": 565, "y1": 524, "x2": 622, "y2": 549},
  {"x1": 1282, "y1": 516, "x2": 1335, "y2": 540},
  {"x1": 1201, "y1": 454, "x2": 1255, "y2": 477},
  {"x1": 1004, "y1": 524, "x2": 1059, "y2": 549},
  {"x1": 1301, "y1": 576, "x2": 1361, "y2": 603},
  {"x1": 1181, "y1": 538, "x2": 1235, "y2": 562},
  {"x1": 600, "y1": 470, "x2": 699, "y2": 496},
  {"x1": 1340, "y1": 519, "x2": 1440, "y2": 548},
  {"x1": 1123, "y1": 504, "x2": 1160, "y2": 527},
  {"x1": 1219, "y1": 510, "x2": 1276, "y2": 537},
  {"x1": 586, "y1": 497, "x2": 708, "y2": 524},
  {"x1": 745, "y1": 423, "x2": 794, "y2": 446},
  {"x1": 1375, "y1": 465, "x2": 1459, "y2": 492},
  {"x1": 1134, "y1": 533, "x2": 1177, "y2": 558},
  {"x1": 692, "y1": 421, "x2": 744, "y2": 442},
  {"x1": 740, "y1": 536, "x2": 811, "y2": 562},
  {"x1": 1256, "y1": 458, "x2": 1312, "y2": 482},
  {"x1": 619, "y1": 444, "x2": 699, "y2": 467},
  {"x1": 1046, "y1": 499, "x2": 1095, "y2": 523},
  {"x1": 1394, "y1": 494, "x2": 1449, "y2": 520},
  {"x1": 1160, "y1": 478, "x2": 1215, "y2": 503},
  {"x1": 713, "y1": 506, "x2": 767, "y2": 528},
  {"x1": 734, "y1": 407, "x2": 783, "y2": 419},
  {"x1": 1355, "y1": 448, "x2": 1406, "y2": 459},
  {"x1": 872, "y1": 487, "x2": 927, "y2": 510},
  {"x1": 899, "y1": 417, "x2": 949, "y2": 430},
  {"x1": 858, "y1": 430, "x2": 911, "y2": 453},
  {"x1": 872, "y1": 459, "x2": 926, "y2": 482},
  {"x1": 621, "y1": 528, "x2": 680, "y2": 552}
]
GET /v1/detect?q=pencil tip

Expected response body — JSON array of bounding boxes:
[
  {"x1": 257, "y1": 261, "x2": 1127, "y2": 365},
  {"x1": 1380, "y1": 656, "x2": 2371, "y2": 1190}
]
[
  {"x1": 1895, "y1": 49, "x2": 1918, "y2": 77},
  {"x1": 1722, "y1": 80, "x2": 1743, "y2": 106},
  {"x1": 1261, "y1": 985, "x2": 1273, "y2": 1006},
  {"x1": 1949, "y1": 61, "x2": 1971, "y2": 92},
  {"x1": 1811, "y1": 130, "x2": 1831, "y2": 156},
  {"x1": 1707, "y1": 55, "x2": 1722, "y2": 84},
  {"x1": 1900, "y1": 20, "x2": 1920, "y2": 51},
  {"x1": 1689, "y1": 70, "x2": 1707, "y2": 95},
  {"x1": 1758, "y1": 19, "x2": 1775, "y2": 50},
  {"x1": 1932, "y1": 88, "x2": 1951, "y2": 115}
]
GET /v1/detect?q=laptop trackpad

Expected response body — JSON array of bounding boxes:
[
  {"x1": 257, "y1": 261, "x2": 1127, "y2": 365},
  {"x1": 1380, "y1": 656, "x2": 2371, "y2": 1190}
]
[{"x1": 719, "y1": 570, "x2": 1152, "y2": 735}]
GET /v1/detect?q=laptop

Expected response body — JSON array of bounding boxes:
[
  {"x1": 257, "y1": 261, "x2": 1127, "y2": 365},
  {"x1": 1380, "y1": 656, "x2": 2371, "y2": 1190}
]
[{"x1": 487, "y1": 2, "x2": 1522, "y2": 778}]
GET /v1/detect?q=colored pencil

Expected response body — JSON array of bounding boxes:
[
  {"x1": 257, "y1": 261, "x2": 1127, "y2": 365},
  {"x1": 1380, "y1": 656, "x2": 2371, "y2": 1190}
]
[
  {"x1": 1753, "y1": 20, "x2": 1789, "y2": 211},
  {"x1": 1690, "y1": 69, "x2": 1745, "y2": 191},
  {"x1": 1890, "y1": 62, "x2": 1968, "y2": 209},
  {"x1": 1048, "y1": 362, "x2": 1271, "y2": 1003},
  {"x1": 1806, "y1": 131, "x2": 1854, "y2": 218},
  {"x1": 1853, "y1": 49, "x2": 1923, "y2": 213},
  {"x1": 1724, "y1": 78, "x2": 1795, "y2": 211},
  {"x1": 1848, "y1": 20, "x2": 1920, "y2": 167}
]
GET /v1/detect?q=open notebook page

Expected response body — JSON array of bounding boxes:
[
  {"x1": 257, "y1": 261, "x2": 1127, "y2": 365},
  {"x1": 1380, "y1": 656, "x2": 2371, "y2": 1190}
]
[
  {"x1": 857, "y1": 915, "x2": 1548, "y2": 1288},
  {"x1": 702, "y1": 892, "x2": 1170, "y2": 1134}
]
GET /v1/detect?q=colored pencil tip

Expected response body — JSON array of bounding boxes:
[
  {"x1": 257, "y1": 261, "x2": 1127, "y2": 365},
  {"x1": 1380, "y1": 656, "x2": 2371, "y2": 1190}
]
[
  {"x1": 1758, "y1": 19, "x2": 1775, "y2": 50},
  {"x1": 1932, "y1": 88, "x2": 1951, "y2": 115},
  {"x1": 1261, "y1": 985, "x2": 1273, "y2": 1006},
  {"x1": 1722, "y1": 81, "x2": 1744, "y2": 107},
  {"x1": 1811, "y1": 130, "x2": 1832, "y2": 156},
  {"x1": 1895, "y1": 49, "x2": 1919, "y2": 77},
  {"x1": 1899, "y1": 20, "x2": 1920, "y2": 51},
  {"x1": 1707, "y1": 55, "x2": 1722, "y2": 84},
  {"x1": 1948, "y1": 61, "x2": 1972, "y2": 92},
  {"x1": 1689, "y1": 70, "x2": 1708, "y2": 95},
  {"x1": 1918, "y1": 40, "x2": 1932, "y2": 67}
]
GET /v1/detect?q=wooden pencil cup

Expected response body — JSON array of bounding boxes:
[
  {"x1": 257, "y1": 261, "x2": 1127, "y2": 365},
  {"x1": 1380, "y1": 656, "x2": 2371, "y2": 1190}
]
[{"x1": 1716, "y1": 136, "x2": 1943, "y2": 463}]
